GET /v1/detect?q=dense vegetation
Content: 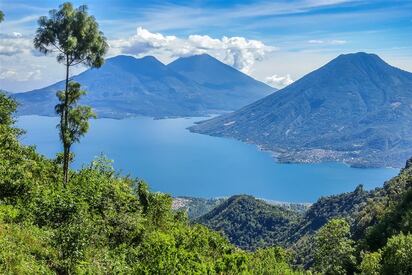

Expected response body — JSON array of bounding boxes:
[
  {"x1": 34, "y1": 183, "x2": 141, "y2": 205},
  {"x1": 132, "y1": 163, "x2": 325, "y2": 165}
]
[
  {"x1": 0, "y1": 92, "x2": 299, "y2": 274},
  {"x1": 198, "y1": 195, "x2": 301, "y2": 250},
  {"x1": 197, "y1": 163, "x2": 412, "y2": 273}
]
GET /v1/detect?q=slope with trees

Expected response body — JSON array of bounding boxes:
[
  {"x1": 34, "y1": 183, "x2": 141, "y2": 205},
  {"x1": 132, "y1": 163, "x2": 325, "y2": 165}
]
[
  {"x1": 197, "y1": 195, "x2": 302, "y2": 250},
  {"x1": 0, "y1": 91, "x2": 298, "y2": 274}
]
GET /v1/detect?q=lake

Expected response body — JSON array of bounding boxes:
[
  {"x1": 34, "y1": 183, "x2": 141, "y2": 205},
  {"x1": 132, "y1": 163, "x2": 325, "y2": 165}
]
[{"x1": 16, "y1": 115, "x2": 399, "y2": 203}]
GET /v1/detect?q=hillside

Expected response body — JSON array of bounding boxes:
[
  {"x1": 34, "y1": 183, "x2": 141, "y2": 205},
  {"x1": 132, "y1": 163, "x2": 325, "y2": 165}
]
[
  {"x1": 195, "y1": 187, "x2": 373, "y2": 254},
  {"x1": 191, "y1": 52, "x2": 412, "y2": 168},
  {"x1": 288, "y1": 185, "x2": 373, "y2": 266},
  {"x1": 12, "y1": 54, "x2": 274, "y2": 118},
  {"x1": 0, "y1": 92, "x2": 296, "y2": 274},
  {"x1": 197, "y1": 195, "x2": 302, "y2": 250},
  {"x1": 172, "y1": 196, "x2": 226, "y2": 219},
  {"x1": 195, "y1": 158, "x2": 412, "y2": 269}
]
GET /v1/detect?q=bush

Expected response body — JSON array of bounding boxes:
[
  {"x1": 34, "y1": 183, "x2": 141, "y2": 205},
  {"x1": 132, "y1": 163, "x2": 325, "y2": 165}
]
[
  {"x1": 360, "y1": 251, "x2": 382, "y2": 275},
  {"x1": 381, "y1": 233, "x2": 412, "y2": 274}
]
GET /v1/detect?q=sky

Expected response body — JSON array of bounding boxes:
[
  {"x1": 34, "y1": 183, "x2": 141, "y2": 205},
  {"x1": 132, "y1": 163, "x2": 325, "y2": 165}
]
[{"x1": 0, "y1": 0, "x2": 411, "y2": 92}]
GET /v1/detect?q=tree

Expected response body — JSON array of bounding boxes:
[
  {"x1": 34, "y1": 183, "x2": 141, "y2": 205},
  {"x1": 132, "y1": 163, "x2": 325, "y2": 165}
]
[
  {"x1": 248, "y1": 246, "x2": 295, "y2": 274},
  {"x1": 33, "y1": 2, "x2": 108, "y2": 185},
  {"x1": 0, "y1": 93, "x2": 17, "y2": 128},
  {"x1": 55, "y1": 82, "x2": 96, "y2": 175},
  {"x1": 313, "y1": 218, "x2": 356, "y2": 274},
  {"x1": 0, "y1": 10, "x2": 4, "y2": 22}
]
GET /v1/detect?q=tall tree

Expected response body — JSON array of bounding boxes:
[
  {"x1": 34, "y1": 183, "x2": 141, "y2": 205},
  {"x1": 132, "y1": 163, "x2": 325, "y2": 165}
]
[
  {"x1": 33, "y1": 2, "x2": 108, "y2": 185},
  {"x1": 0, "y1": 10, "x2": 4, "y2": 22}
]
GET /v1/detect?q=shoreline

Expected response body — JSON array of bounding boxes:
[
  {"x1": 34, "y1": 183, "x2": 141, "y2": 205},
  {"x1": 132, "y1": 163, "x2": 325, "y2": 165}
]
[{"x1": 190, "y1": 129, "x2": 403, "y2": 170}]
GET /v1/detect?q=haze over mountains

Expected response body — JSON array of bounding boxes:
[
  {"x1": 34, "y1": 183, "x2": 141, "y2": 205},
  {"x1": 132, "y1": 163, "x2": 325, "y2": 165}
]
[
  {"x1": 12, "y1": 54, "x2": 275, "y2": 118},
  {"x1": 191, "y1": 52, "x2": 412, "y2": 168}
]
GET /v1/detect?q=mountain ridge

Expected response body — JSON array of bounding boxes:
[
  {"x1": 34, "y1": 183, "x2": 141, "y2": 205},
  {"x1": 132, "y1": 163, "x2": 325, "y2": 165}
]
[
  {"x1": 190, "y1": 52, "x2": 412, "y2": 168},
  {"x1": 12, "y1": 54, "x2": 275, "y2": 118}
]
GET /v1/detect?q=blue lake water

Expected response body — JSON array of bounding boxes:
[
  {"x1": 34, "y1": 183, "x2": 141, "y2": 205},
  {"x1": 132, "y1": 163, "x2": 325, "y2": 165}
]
[{"x1": 16, "y1": 115, "x2": 399, "y2": 202}]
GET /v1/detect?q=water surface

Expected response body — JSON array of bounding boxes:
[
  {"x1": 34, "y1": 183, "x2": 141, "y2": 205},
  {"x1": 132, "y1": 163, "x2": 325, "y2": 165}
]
[{"x1": 17, "y1": 115, "x2": 399, "y2": 202}]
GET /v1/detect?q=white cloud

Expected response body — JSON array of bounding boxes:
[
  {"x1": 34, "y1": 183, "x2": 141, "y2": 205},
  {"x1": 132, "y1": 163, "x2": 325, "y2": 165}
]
[
  {"x1": 308, "y1": 39, "x2": 324, "y2": 44},
  {"x1": 0, "y1": 33, "x2": 33, "y2": 56},
  {"x1": 0, "y1": 68, "x2": 41, "y2": 82},
  {"x1": 265, "y1": 74, "x2": 294, "y2": 89},
  {"x1": 110, "y1": 27, "x2": 177, "y2": 55},
  {"x1": 330, "y1": 39, "x2": 347, "y2": 45},
  {"x1": 12, "y1": 32, "x2": 23, "y2": 38},
  {"x1": 110, "y1": 27, "x2": 274, "y2": 74},
  {"x1": 308, "y1": 39, "x2": 347, "y2": 45}
]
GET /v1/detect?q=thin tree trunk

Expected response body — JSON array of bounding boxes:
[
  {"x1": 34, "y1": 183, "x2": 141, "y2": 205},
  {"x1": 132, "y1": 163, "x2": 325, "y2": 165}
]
[
  {"x1": 65, "y1": 145, "x2": 70, "y2": 184},
  {"x1": 63, "y1": 145, "x2": 68, "y2": 184},
  {"x1": 62, "y1": 56, "x2": 70, "y2": 185}
]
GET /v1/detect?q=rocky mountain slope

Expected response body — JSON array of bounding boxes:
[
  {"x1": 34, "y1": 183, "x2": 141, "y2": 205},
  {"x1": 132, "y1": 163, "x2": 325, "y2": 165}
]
[{"x1": 191, "y1": 52, "x2": 412, "y2": 168}]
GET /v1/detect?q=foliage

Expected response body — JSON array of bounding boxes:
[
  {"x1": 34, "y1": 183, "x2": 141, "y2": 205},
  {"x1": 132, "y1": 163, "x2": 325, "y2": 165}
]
[
  {"x1": 380, "y1": 233, "x2": 412, "y2": 274},
  {"x1": 55, "y1": 82, "x2": 95, "y2": 147},
  {"x1": 247, "y1": 246, "x2": 297, "y2": 275},
  {"x1": 175, "y1": 159, "x2": 412, "y2": 273},
  {"x1": 198, "y1": 195, "x2": 301, "y2": 250},
  {"x1": 353, "y1": 161, "x2": 412, "y2": 240},
  {"x1": 365, "y1": 179, "x2": 412, "y2": 250},
  {"x1": 289, "y1": 185, "x2": 370, "y2": 267},
  {"x1": 33, "y1": 2, "x2": 107, "y2": 68},
  {"x1": 313, "y1": 218, "x2": 356, "y2": 274},
  {"x1": 0, "y1": 222, "x2": 56, "y2": 274},
  {"x1": 360, "y1": 251, "x2": 382, "y2": 275}
]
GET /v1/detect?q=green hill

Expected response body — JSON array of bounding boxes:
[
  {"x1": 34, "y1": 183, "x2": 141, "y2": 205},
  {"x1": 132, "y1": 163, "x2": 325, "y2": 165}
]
[
  {"x1": 197, "y1": 195, "x2": 301, "y2": 250},
  {"x1": 195, "y1": 159, "x2": 412, "y2": 270}
]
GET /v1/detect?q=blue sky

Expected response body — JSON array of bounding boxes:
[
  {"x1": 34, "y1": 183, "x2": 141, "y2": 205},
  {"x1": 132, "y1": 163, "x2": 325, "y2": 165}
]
[{"x1": 1, "y1": 0, "x2": 412, "y2": 92}]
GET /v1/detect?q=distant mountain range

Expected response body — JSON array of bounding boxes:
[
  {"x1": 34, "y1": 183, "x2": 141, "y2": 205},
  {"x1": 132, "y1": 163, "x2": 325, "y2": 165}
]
[
  {"x1": 190, "y1": 52, "x2": 412, "y2": 168},
  {"x1": 12, "y1": 54, "x2": 275, "y2": 118}
]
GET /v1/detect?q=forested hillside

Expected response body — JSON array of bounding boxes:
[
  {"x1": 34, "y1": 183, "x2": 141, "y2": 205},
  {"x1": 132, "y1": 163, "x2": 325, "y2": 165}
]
[
  {"x1": 198, "y1": 195, "x2": 301, "y2": 250},
  {"x1": 196, "y1": 161, "x2": 412, "y2": 273},
  {"x1": 0, "y1": 92, "x2": 297, "y2": 274}
]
